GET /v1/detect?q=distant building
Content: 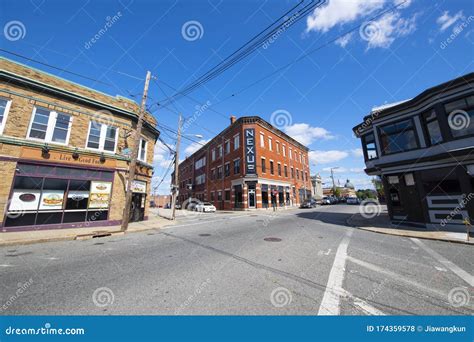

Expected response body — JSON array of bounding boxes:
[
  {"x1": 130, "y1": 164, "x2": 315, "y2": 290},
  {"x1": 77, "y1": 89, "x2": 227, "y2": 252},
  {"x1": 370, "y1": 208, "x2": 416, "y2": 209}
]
[
  {"x1": 150, "y1": 195, "x2": 171, "y2": 208},
  {"x1": 353, "y1": 73, "x2": 474, "y2": 229},
  {"x1": 323, "y1": 179, "x2": 357, "y2": 198},
  {"x1": 174, "y1": 116, "x2": 312, "y2": 210}
]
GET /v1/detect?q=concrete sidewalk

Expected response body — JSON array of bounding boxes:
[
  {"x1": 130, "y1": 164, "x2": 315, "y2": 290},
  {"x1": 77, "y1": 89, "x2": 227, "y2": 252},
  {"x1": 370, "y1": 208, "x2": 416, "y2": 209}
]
[
  {"x1": 347, "y1": 207, "x2": 473, "y2": 245},
  {"x1": 0, "y1": 214, "x2": 176, "y2": 247}
]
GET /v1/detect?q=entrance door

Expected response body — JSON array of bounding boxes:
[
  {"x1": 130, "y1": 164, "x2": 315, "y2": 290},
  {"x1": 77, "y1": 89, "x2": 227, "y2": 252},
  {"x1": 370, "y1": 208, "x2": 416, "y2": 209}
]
[
  {"x1": 401, "y1": 173, "x2": 424, "y2": 223},
  {"x1": 130, "y1": 193, "x2": 145, "y2": 222},
  {"x1": 248, "y1": 189, "x2": 256, "y2": 209}
]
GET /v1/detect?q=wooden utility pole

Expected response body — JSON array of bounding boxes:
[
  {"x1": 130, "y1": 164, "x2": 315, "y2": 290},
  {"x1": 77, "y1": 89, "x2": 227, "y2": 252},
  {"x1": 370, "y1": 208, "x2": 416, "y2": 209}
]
[
  {"x1": 170, "y1": 114, "x2": 182, "y2": 220},
  {"x1": 121, "y1": 71, "x2": 152, "y2": 232}
]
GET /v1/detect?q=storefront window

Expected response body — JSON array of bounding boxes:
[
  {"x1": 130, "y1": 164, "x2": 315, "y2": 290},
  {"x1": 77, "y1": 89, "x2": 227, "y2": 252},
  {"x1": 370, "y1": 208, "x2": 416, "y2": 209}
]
[
  {"x1": 422, "y1": 109, "x2": 443, "y2": 145},
  {"x1": 261, "y1": 184, "x2": 268, "y2": 208},
  {"x1": 379, "y1": 119, "x2": 418, "y2": 154},
  {"x1": 362, "y1": 133, "x2": 378, "y2": 160},
  {"x1": 5, "y1": 164, "x2": 113, "y2": 228}
]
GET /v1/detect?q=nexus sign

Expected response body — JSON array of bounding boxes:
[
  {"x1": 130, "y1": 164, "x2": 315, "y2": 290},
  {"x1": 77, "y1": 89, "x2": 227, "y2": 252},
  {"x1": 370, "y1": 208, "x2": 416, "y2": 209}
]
[{"x1": 245, "y1": 128, "x2": 256, "y2": 175}]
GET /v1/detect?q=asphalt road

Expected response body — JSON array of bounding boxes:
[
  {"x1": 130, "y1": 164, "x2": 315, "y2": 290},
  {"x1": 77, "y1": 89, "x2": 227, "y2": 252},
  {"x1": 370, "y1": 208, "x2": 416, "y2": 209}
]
[{"x1": 0, "y1": 205, "x2": 472, "y2": 315}]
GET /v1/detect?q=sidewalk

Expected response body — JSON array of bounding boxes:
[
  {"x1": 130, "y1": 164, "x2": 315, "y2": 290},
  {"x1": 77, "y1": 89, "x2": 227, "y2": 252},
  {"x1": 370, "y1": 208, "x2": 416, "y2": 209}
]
[
  {"x1": 0, "y1": 214, "x2": 176, "y2": 247},
  {"x1": 347, "y1": 207, "x2": 473, "y2": 245}
]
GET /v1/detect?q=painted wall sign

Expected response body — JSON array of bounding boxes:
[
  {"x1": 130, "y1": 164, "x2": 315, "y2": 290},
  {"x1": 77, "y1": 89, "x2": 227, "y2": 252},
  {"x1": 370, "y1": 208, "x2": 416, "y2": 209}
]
[
  {"x1": 244, "y1": 128, "x2": 256, "y2": 175},
  {"x1": 20, "y1": 147, "x2": 116, "y2": 168},
  {"x1": 131, "y1": 180, "x2": 147, "y2": 194},
  {"x1": 88, "y1": 181, "x2": 112, "y2": 209},
  {"x1": 9, "y1": 190, "x2": 41, "y2": 211},
  {"x1": 39, "y1": 190, "x2": 65, "y2": 210}
]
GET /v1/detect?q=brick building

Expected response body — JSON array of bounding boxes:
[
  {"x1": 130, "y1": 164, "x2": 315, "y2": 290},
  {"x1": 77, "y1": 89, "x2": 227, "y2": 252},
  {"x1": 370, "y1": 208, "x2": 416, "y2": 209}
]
[
  {"x1": 0, "y1": 57, "x2": 159, "y2": 232},
  {"x1": 175, "y1": 116, "x2": 311, "y2": 210}
]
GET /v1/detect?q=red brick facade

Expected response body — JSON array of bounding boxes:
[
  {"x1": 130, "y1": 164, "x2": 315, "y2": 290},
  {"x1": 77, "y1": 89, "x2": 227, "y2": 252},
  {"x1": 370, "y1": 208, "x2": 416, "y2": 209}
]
[{"x1": 176, "y1": 116, "x2": 311, "y2": 210}]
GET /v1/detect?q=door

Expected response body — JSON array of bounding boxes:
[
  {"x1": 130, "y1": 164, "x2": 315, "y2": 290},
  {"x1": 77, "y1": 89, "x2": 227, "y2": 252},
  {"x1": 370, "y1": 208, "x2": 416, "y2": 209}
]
[
  {"x1": 130, "y1": 193, "x2": 145, "y2": 222},
  {"x1": 248, "y1": 189, "x2": 256, "y2": 209},
  {"x1": 401, "y1": 173, "x2": 424, "y2": 223}
]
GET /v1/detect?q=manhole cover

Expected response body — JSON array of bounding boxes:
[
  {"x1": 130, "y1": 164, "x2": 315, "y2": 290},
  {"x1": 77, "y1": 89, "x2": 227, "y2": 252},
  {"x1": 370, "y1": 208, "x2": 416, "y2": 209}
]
[
  {"x1": 264, "y1": 237, "x2": 282, "y2": 242},
  {"x1": 199, "y1": 234, "x2": 211, "y2": 237}
]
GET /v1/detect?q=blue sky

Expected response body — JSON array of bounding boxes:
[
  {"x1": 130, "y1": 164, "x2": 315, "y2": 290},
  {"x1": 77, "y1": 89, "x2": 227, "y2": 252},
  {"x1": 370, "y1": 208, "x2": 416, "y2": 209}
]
[{"x1": 1, "y1": 0, "x2": 473, "y2": 193}]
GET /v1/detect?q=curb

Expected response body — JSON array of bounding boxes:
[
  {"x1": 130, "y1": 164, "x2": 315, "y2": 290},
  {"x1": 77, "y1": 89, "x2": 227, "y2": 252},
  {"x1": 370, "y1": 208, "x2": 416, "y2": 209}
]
[{"x1": 346, "y1": 217, "x2": 473, "y2": 245}]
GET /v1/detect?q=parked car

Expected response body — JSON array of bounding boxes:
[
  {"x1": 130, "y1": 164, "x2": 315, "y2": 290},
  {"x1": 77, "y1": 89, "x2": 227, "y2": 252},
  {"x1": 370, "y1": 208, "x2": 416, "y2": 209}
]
[
  {"x1": 346, "y1": 197, "x2": 360, "y2": 205},
  {"x1": 300, "y1": 199, "x2": 317, "y2": 208},
  {"x1": 175, "y1": 203, "x2": 181, "y2": 210},
  {"x1": 149, "y1": 200, "x2": 156, "y2": 208},
  {"x1": 194, "y1": 202, "x2": 217, "y2": 213},
  {"x1": 321, "y1": 197, "x2": 331, "y2": 205}
]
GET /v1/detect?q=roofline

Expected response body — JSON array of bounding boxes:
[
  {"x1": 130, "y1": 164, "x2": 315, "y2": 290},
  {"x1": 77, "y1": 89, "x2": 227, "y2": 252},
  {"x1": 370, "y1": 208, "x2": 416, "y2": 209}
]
[
  {"x1": 178, "y1": 115, "x2": 309, "y2": 166},
  {"x1": 352, "y1": 72, "x2": 474, "y2": 136},
  {"x1": 0, "y1": 57, "x2": 159, "y2": 138}
]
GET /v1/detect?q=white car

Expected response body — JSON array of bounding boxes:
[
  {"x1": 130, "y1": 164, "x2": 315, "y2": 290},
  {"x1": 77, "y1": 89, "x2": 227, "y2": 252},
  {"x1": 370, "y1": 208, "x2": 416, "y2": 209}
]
[{"x1": 195, "y1": 202, "x2": 216, "y2": 213}]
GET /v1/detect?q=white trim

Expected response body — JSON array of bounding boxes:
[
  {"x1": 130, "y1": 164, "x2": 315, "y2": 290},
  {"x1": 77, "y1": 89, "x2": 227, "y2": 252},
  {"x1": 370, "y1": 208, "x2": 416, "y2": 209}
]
[
  {"x1": 0, "y1": 98, "x2": 12, "y2": 135},
  {"x1": 26, "y1": 106, "x2": 73, "y2": 146},
  {"x1": 426, "y1": 195, "x2": 465, "y2": 208},
  {"x1": 428, "y1": 209, "x2": 468, "y2": 224},
  {"x1": 85, "y1": 120, "x2": 119, "y2": 154},
  {"x1": 138, "y1": 138, "x2": 148, "y2": 162}
]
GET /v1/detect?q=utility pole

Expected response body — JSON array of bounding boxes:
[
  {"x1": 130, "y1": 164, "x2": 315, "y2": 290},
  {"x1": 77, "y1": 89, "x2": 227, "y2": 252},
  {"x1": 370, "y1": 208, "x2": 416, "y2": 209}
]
[
  {"x1": 121, "y1": 71, "x2": 152, "y2": 232},
  {"x1": 170, "y1": 114, "x2": 182, "y2": 220}
]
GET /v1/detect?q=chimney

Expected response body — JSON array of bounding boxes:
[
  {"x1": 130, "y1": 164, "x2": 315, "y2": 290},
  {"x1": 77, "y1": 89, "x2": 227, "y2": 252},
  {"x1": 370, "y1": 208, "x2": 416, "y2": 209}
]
[{"x1": 230, "y1": 115, "x2": 237, "y2": 125}]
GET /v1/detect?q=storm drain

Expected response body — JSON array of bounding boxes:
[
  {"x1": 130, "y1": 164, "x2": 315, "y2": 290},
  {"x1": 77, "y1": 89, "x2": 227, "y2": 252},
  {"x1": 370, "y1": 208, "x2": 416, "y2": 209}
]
[
  {"x1": 263, "y1": 237, "x2": 282, "y2": 242},
  {"x1": 199, "y1": 234, "x2": 211, "y2": 237}
]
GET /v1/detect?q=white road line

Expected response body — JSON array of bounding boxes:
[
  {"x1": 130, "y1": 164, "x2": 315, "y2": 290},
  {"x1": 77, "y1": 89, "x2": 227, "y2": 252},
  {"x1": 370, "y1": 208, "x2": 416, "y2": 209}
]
[
  {"x1": 353, "y1": 297, "x2": 386, "y2": 316},
  {"x1": 410, "y1": 238, "x2": 473, "y2": 287},
  {"x1": 347, "y1": 256, "x2": 446, "y2": 298},
  {"x1": 318, "y1": 229, "x2": 353, "y2": 315}
]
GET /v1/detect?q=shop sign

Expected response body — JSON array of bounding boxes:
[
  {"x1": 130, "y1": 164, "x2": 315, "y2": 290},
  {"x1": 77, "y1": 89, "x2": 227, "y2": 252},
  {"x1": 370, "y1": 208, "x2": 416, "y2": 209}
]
[
  {"x1": 244, "y1": 128, "x2": 256, "y2": 175},
  {"x1": 9, "y1": 190, "x2": 41, "y2": 211},
  {"x1": 21, "y1": 147, "x2": 116, "y2": 168},
  {"x1": 39, "y1": 190, "x2": 65, "y2": 210},
  {"x1": 88, "y1": 181, "x2": 113, "y2": 209},
  {"x1": 131, "y1": 180, "x2": 147, "y2": 194}
]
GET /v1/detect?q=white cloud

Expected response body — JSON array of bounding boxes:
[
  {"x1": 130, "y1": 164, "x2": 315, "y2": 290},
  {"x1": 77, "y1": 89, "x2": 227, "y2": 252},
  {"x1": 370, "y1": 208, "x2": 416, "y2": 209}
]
[
  {"x1": 306, "y1": 0, "x2": 385, "y2": 33},
  {"x1": 364, "y1": 11, "x2": 418, "y2": 49},
  {"x1": 154, "y1": 140, "x2": 174, "y2": 169},
  {"x1": 183, "y1": 139, "x2": 209, "y2": 156},
  {"x1": 321, "y1": 166, "x2": 365, "y2": 173},
  {"x1": 436, "y1": 10, "x2": 464, "y2": 32},
  {"x1": 351, "y1": 148, "x2": 364, "y2": 157},
  {"x1": 284, "y1": 123, "x2": 333, "y2": 145},
  {"x1": 335, "y1": 32, "x2": 354, "y2": 47},
  {"x1": 309, "y1": 150, "x2": 349, "y2": 164}
]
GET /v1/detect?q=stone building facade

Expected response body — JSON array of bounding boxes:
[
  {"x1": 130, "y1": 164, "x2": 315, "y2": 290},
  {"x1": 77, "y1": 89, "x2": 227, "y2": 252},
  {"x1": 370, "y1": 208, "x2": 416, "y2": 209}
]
[
  {"x1": 0, "y1": 57, "x2": 159, "y2": 232},
  {"x1": 176, "y1": 116, "x2": 311, "y2": 210}
]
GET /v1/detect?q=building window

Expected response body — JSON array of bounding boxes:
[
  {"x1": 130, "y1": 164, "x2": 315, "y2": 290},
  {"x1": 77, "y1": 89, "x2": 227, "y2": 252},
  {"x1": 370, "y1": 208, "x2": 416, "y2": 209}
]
[
  {"x1": 289, "y1": 148, "x2": 292, "y2": 159},
  {"x1": 0, "y1": 98, "x2": 12, "y2": 135},
  {"x1": 212, "y1": 149, "x2": 216, "y2": 161},
  {"x1": 218, "y1": 145, "x2": 223, "y2": 158},
  {"x1": 296, "y1": 169, "x2": 299, "y2": 180},
  {"x1": 276, "y1": 142, "x2": 280, "y2": 153},
  {"x1": 379, "y1": 119, "x2": 418, "y2": 155},
  {"x1": 268, "y1": 137, "x2": 273, "y2": 151},
  {"x1": 284, "y1": 165, "x2": 288, "y2": 177},
  {"x1": 282, "y1": 145, "x2": 286, "y2": 157},
  {"x1": 362, "y1": 133, "x2": 378, "y2": 160},
  {"x1": 217, "y1": 191, "x2": 222, "y2": 201},
  {"x1": 422, "y1": 109, "x2": 443, "y2": 145},
  {"x1": 86, "y1": 121, "x2": 119, "y2": 153},
  {"x1": 291, "y1": 167, "x2": 294, "y2": 178},
  {"x1": 277, "y1": 163, "x2": 281, "y2": 176},
  {"x1": 225, "y1": 190, "x2": 230, "y2": 201},
  {"x1": 28, "y1": 107, "x2": 73, "y2": 145},
  {"x1": 225, "y1": 140, "x2": 230, "y2": 154},
  {"x1": 260, "y1": 133, "x2": 265, "y2": 147},
  {"x1": 195, "y1": 174, "x2": 205, "y2": 185},
  {"x1": 217, "y1": 166, "x2": 223, "y2": 179},
  {"x1": 305, "y1": 172, "x2": 308, "y2": 182},
  {"x1": 195, "y1": 156, "x2": 206, "y2": 170},
  {"x1": 261, "y1": 158, "x2": 266, "y2": 173},
  {"x1": 211, "y1": 168, "x2": 216, "y2": 180},
  {"x1": 444, "y1": 96, "x2": 474, "y2": 138},
  {"x1": 270, "y1": 161, "x2": 274, "y2": 175},
  {"x1": 138, "y1": 139, "x2": 148, "y2": 162},
  {"x1": 234, "y1": 159, "x2": 240, "y2": 174},
  {"x1": 234, "y1": 134, "x2": 240, "y2": 149},
  {"x1": 224, "y1": 162, "x2": 230, "y2": 177}
]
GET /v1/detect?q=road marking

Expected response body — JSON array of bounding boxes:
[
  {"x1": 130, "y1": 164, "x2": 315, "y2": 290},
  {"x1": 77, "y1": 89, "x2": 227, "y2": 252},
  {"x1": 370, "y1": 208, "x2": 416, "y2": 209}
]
[
  {"x1": 318, "y1": 230, "x2": 353, "y2": 315},
  {"x1": 0, "y1": 264, "x2": 15, "y2": 267},
  {"x1": 353, "y1": 297, "x2": 386, "y2": 315},
  {"x1": 167, "y1": 215, "x2": 252, "y2": 229},
  {"x1": 410, "y1": 238, "x2": 473, "y2": 287},
  {"x1": 318, "y1": 248, "x2": 332, "y2": 256},
  {"x1": 347, "y1": 256, "x2": 446, "y2": 298},
  {"x1": 434, "y1": 266, "x2": 447, "y2": 272}
]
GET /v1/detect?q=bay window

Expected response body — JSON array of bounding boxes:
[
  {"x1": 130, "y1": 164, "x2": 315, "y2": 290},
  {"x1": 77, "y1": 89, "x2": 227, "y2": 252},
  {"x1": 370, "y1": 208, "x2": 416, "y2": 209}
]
[
  {"x1": 28, "y1": 107, "x2": 73, "y2": 144},
  {"x1": 86, "y1": 121, "x2": 118, "y2": 152},
  {"x1": 362, "y1": 133, "x2": 378, "y2": 160}
]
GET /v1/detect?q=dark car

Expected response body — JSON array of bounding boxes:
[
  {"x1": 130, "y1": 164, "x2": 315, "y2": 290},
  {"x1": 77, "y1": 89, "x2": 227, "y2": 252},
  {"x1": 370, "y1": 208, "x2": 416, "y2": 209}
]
[{"x1": 300, "y1": 199, "x2": 317, "y2": 208}]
